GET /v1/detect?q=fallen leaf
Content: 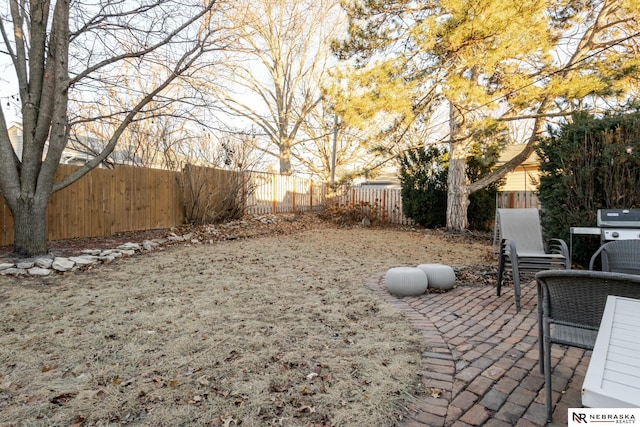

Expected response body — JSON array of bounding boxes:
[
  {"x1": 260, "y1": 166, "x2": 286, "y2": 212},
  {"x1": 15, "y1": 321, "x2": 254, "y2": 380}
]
[
  {"x1": 268, "y1": 382, "x2": 289, "y2": 392},
  {"x1": 122, "y1": 376, "x2": 137, "y2": 387},
  {"x1": 296, "y1": 405, "x2": 316, "y2": 413},
  {"x1": 50, "y1": 392, "x2": 77, "y2": 405},
  {"x1": 69, "y1": 415, "x2": 86, "y2": 427},
  {"x1": 299, "y1": 385, "x2": 315, "y2": 395},
  {"x1": 61, "y1": 369, "x2": 76, "y2": 379},
  {"x1": 41, "y1": 364, "x2": 54, "y2": 373},
  {"x1": 429, "y1": 387, "x2": 442, "y2": 398},
  {"x1": 25, "y1": 395, "x2": 42, "y2": 405},
  {"x1": 222, "y1": 415, "x2": 236, "y2": 427}
]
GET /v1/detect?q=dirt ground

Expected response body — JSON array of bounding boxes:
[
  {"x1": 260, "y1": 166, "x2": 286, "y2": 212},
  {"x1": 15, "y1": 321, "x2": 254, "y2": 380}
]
[{"x1": 0, "y1": 213, "x2": 494, "y2": 427}]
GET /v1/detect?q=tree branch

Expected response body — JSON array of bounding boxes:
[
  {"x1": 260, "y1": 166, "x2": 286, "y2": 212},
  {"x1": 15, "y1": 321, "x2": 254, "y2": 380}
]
[
  {"x1": 52, "y1": 34, "x2": 209, "y2": 191},
  {"x1": 69, "y1": 0, "x2": 217, "y2": 86}
]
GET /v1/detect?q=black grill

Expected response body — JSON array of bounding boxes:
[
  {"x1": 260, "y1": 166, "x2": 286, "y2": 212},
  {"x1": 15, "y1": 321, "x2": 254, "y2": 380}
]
[{"x1": 597, "y1": 209, "x2": 640, "y2": 241}]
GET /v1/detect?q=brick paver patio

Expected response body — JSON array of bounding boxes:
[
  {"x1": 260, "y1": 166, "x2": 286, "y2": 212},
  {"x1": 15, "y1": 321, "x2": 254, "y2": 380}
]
[{"x1": 367, "y1": 275, "x2": 591, "y2": 427}]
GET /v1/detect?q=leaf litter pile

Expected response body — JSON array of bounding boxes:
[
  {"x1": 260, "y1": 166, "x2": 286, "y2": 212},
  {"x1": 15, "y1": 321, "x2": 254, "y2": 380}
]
[{"x1": 0, "y1": 214, "x2": 493, "y2": 426}]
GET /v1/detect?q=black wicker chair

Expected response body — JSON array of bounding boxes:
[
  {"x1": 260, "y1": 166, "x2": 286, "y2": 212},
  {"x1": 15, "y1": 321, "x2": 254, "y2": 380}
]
[
  {"x1": 496, "y1": 208, "x2": 569, "y2": 311},
  {"x1": 589, "y1": 239, "x2": 640, "y2": 274},
  {"x1": 535, "y1": 269, "x2": 640, "y2": 422}
]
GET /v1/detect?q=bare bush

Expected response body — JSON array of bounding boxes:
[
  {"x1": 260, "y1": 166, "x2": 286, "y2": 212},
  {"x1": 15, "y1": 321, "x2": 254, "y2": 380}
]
[
  {"x1": 319, "y1": 198, "x2": 389, "y2": 225},
  {"x1": 178, "y1": 133, "x2": 262, "y2": 225},
  {"x1": 180, "y1": 165, "x2": 246, "y2": 225}
]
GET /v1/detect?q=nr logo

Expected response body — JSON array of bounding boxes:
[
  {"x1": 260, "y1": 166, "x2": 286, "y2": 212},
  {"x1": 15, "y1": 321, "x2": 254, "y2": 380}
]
[{"x1": 573, "y1": 412, "x2": 588, "y2": 423}]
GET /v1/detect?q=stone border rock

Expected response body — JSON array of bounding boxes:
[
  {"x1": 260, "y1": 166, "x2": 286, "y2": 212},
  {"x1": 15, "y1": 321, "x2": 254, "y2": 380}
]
[
  {"x1": 0, "y1": 214, "x2": 313, "y2": 278},
  {"x1": 0, "y1": 239, "x2": 169, "y2": 277}
]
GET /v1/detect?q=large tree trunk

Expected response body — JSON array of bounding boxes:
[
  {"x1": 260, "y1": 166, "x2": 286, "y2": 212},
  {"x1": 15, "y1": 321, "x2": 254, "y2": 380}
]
[
  {"x1": 279, "y1": 143, "x2": 292, "y2": 175},
  {"x1": 446, "y1": 146, "x2": 470, "y2": 231},
  {"x1": 446, "y1": 102, "x2": 469, "y2": 231},
  {"x1": 11, "y1": 195, "x2": 49, "y2": 257}
]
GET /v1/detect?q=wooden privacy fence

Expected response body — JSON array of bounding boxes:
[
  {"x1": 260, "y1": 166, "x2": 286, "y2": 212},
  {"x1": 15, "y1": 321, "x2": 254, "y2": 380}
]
[
  {"x1": 496, "y1": 191, "x2": 540, "y2": 209},
  {"x1": 180, "y1": 167, "x2": 327, "y2": 219},
  {"x1": 244, "y1": 171, "x2": 327, "y2": 215},
  {"x1": 329, "y1": 187, "x2": 414, "y2": 225},
  {"x1": 0, "y1": 165, "x2": 329, "y2": 247},
  {"x1": 0, "y1": 165, "x2": 418, "y2": 247},
  {"x1": 0, "y1": 164, "x2": 185, "y2": 246}
]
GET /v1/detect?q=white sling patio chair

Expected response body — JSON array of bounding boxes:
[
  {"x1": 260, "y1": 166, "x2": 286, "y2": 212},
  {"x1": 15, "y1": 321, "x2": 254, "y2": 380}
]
[
  {"x1": 496, "y1": 208, "x2": 569, "y2": 311},
  {"x1": 589, "y1": 239, "x2": 640, "y2": 274}
]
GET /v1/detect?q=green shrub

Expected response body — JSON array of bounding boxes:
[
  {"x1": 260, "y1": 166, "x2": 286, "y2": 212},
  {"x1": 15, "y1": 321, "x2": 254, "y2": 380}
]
[
  {"x1": 399, "y1": 143, "x2": 501, "y2": 230},
  {"x1": 466, "y1": 143, "x2": 503, "y2": 231},
  {"x1": 399, "y1": 146, "x2": 448, "y2": 228},
  {"x1": 537, "y1": 111, "x2": 640, "y2": 267}
]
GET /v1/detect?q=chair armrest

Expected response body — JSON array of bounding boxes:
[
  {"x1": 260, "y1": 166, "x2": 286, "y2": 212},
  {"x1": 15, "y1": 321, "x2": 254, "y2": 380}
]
[
  {"x1": 589, "y1": 245, "x2": 606, "y2": 270},
  {"x1": 547, "y1": 238, "x2": 570, "y2": 268},
  {"x1": 500, "y1": 238, "x2": 518, "y2": 259}
]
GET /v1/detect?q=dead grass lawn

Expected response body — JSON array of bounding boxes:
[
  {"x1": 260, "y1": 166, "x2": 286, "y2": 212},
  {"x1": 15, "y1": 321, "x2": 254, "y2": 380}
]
[{"x1": 0, "y1": 218, "x2": 492, "y2": 426}]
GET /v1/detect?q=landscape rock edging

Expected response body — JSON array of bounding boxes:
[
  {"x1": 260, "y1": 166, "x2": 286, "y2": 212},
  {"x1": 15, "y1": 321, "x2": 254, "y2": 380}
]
[
  {"x1": 0, "y1": 239, "x2": 167, "y2": 277},
  {"x1": 0, "y1": 214, "x2": 307, "y2": 278}
]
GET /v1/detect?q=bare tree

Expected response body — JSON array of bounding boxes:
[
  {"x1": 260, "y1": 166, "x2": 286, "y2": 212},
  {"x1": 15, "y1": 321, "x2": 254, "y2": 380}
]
[
  {"x1": 0, "y1": 0, "x2": 233, "y2": 256},
  {"x1": 293, "y1": 98, "x2": 374, "y2": 183},
  {"x1": 203, "y1": 0, "x2": 343, "y2": 175},
  {"x1": 67, "y1": 61, "x2": 200, "y2": 169}
]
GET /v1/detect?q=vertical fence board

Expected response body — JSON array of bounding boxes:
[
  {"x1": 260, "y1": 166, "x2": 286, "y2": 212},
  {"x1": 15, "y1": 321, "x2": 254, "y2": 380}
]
[
  {"x1": 124, "y1": 167, "x2": 134, "y2": 231},
  {"x1": 89, "y1": 171, "x2": 101, "y2": 238},
  {"x1": 139, "y1": 167, "x2": 151, "y2": 230},
  {"x1": 0, "y1": 193, "x2": 14, "y2": 245},
  {"x1": 107, "y1": 170, "x2": 117, "y2": 236},
  {"x1": 112, "y1": 167, "x2": 125, "y2": 233},
  {"x1": 272, "y1": 174, "x2": 278, "y2": 213}
]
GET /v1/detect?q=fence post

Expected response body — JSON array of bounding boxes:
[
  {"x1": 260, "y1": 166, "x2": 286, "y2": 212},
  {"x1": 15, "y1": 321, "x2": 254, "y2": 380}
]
[
  {"x1": 309, "y1": 180, "x2": 313, "y2": 210},
  {"x1": 272, "y1": 174, "x2": 277, "y2": 213},
  {"x1": 241, "y1": 172, "x2": 247, "y2": 216},
  {"x1": 382, "y1": 189, "x2": 387, "y2": 222},
  {"x1": 292, "y1": 176, "x2": 296, "y2": 213}
]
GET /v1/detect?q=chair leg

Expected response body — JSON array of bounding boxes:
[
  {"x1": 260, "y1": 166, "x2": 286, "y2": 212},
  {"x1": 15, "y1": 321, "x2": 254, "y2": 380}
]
[
  {"x1": 511, "y1": 262, "x2": 521, "y2": 312},
  {"x1": 544, "y1": 330, "x2": 553, "y2": 422},
  {"x1": 497, "y1": 256, "x2": 506, "y2": 296},
  {"x1": 538, "y1": 284, "x2": 544, "y2": 374},
  {"x1": 513, "y1": 274, "x2": 521, "y2": 312}
]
